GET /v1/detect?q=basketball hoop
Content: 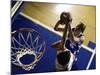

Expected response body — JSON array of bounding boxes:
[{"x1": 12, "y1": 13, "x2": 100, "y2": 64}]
[{"x1": 11, "y1": 28, "x2": 46, "y2": 71}]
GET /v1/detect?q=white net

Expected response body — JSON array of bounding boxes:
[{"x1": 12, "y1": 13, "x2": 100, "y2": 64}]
[{"x1": 11, "y1": 28, "x2": 46, "y2": 71}]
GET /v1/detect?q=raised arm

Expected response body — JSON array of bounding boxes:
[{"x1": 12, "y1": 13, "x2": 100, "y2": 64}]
[
  {"x1": 68, "y1": 24, "x2": 74, "y2": 42},
  {"x1": 54, "y1": 20, "x2": 65, "y2": 32}
]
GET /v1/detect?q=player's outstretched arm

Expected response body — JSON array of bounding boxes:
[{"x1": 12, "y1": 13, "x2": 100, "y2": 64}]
[{"x1": 54, "y1": 20, "x2": 65, "y2": 32}]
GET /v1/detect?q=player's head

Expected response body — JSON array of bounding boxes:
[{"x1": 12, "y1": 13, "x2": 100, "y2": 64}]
[
  {"x1": 60, "y1": 12, "x2": 72, "y2": 24},
  {"x1": 57, "y1": 51, "x2": 71, "y2": 66},
  {"x1": 75, "y1": 22, "x2": 86, "y2": 33},
  {"x1": 72, "y1": 22, "x2": 86, "y2": 37}
]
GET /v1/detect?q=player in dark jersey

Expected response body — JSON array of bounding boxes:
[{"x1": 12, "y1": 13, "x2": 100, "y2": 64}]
[
  {"x1": 53, "y1": 12, "x2": 74, "y2": 71},
  {"x1": 56, "y1": 49, "x2": 74, "y2": 71},
  {"x1": 53, "y1": 12, "x2": 86, "y2": 71}
]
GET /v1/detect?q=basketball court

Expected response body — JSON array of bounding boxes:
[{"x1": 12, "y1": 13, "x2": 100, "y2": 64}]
[{"x1": 11, "y1": 1, "x2": 96, "y2": 74}]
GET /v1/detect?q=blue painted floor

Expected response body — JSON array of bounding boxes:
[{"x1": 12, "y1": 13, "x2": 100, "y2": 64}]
[{"x1": 11, "y1": 14, "x2": 96, "y2": 74}]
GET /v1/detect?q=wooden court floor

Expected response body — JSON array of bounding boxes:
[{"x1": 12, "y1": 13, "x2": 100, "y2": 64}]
[{"x1": 21, "y1": 2, "x2": 96, "y2": 45}]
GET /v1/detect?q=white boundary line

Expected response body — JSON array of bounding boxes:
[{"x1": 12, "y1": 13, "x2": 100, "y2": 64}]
[
  {"x1": 81, "y1": 44, "x2": 94, "y2": 53},
  {"x1": 20, "y1": 12, "x2": 62, "y2": 36},
  {"x1": 11, "y1": 1, "x2": 23, "y2": 17},
  {"x1": 20, "y1": 12, "x2": 94, "y2": 53},
  {"x1": 86, "y1": 49, "x2": 96, "y2": 70}
]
